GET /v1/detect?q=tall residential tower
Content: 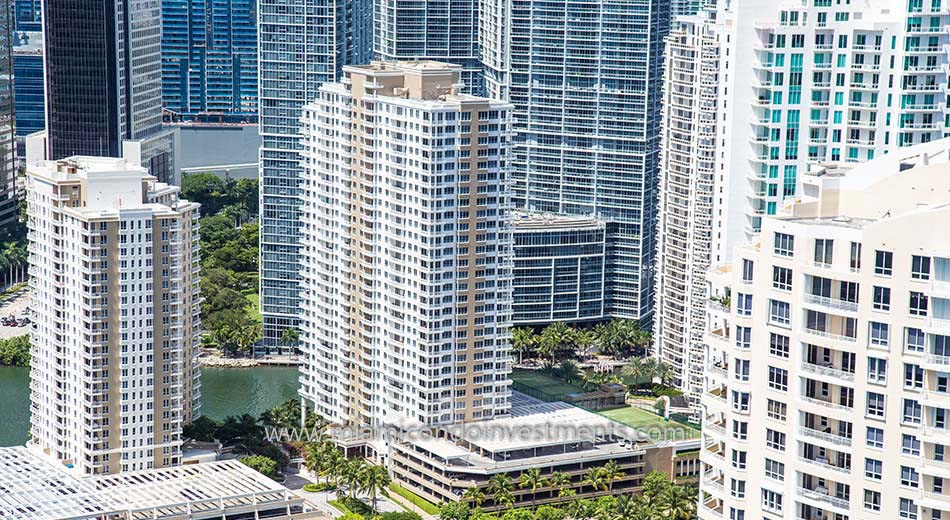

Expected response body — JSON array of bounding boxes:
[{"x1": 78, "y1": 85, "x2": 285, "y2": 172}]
[
  {"x1": 483, "y1": 0, "x2": 671, "y2": 324},
  {"x1": 257, "y1": 0, "x2": 372, "y2": 348},
  {"x1": 298, "y1": 61, "x2": 513, "y2": 434},
  {"x1": 26, "y1": 155, "x2": 201, "y2": 475}
]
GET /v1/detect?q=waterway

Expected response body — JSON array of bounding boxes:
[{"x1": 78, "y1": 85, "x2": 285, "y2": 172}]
[{"x1": 0, "y1": 365, "x2": 300, "y2": 447}]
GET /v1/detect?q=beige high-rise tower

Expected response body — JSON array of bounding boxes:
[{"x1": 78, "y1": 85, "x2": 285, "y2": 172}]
[
  {"x1": 298, "y1": 61, "x2": 514, "y2": 440},
  {"x1": 26, "y1": 156, "x2": 201, "y2": 475}
]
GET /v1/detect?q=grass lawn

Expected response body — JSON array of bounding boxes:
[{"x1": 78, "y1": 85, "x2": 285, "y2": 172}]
[
  {"x1": 244, "y1": 290, "x2": 262, "y2": 323},
  {"x1": 597, "y1": 406, "x2": 700, "y2": 441},
  {"x1": 389, "y1": 483, "x2": 441, "y2": 515},
  {"x1": 511, "y1": 368, "x2": 585, "y2": 401}
]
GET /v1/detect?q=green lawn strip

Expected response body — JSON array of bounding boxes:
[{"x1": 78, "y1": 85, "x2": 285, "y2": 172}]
[
  {"x1": 596, "y1": 406, "x2": 700, "y2": 440},
  {"x1": 243, "y1": 290, "x2": 262, "y2": 323},
  {"x1": 511, "y1": 369, "x2": 585, "y2": 400},
  {"x1": 329, "y1": 498, "x2": 373, "y2": 516},
  {"x1": 388, "y1": 483, "x2": 440, "y2": 515}
]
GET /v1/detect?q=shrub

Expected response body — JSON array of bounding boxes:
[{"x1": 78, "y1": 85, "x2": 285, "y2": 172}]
[
  {"x1": 239, "y1": 455, "x2": 279, "y2": 479},
  {"x1": 377, "y1": 513, "x2": 422, "y2": 520}
]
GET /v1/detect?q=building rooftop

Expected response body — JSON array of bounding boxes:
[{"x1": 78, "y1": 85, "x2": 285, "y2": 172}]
[
  {"x1": 0, "y1": 448, "x2": 308, "y2": 520},
  {"x1": 512, "y1": 212, "x2": 605, "y2": 231}
]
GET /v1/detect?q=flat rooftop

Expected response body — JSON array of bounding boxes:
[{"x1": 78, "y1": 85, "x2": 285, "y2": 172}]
[
  {"x1": 512, "y1": 212, "x2": 605, "y2": 231},
  {"x1": 0, "y1": 447, "x2": 307, "y2": 520}
]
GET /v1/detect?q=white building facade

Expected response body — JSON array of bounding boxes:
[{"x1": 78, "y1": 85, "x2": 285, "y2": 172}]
[
  {"x1": 699, "y1": 140, "x2": 950, "y2": 520},
  {"x1": 654, "y1": 0, "x2": 950, "y2": 414},
  {"x1": 26, "y1": 156, "x2": 200, "y2": 475},
  {"x1": 297, "y1": 62, "x2": 514, "y2": 436}
]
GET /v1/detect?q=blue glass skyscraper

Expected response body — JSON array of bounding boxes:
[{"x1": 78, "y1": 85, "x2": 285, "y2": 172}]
[
  {"x1": 258, "y1": 0, "x2": 372, "y2": 348},
  {"x1": 12, "y1": 31, "x2": 44, "y2": 156},
  {"x1": 161, "y1": 0, "x2": 258, "y2": 122},
  {"x1": 13, "y1": 0, "x2": 40, "y2": 31}
]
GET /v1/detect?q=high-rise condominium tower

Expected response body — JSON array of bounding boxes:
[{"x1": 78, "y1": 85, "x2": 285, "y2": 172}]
[
  {"x1": 482, "y1": 0, "x2": 671, "y2": 323},
  {"x1": 0, "y1": 3, "x2": 15, "y2": 228},
  {"x1": 26, "y1": 155, "x2": 200, "y2": 474},
  {"x1": 258, "y1": 0, "x2": 372, "y2": 348},
  {"x1": 298, "y1": 61, "x2": 513, "y2": 432},
  {"x1": 654, "y1": 0, "x2": 950, "y2": 414},
  {"x1": 699, "y1": 139, "x2": 950, "y2": 520},
  {"x1": 161, "y1": 0, "x2": 258, "y2": 122},
  {"x1": 374, "y1": 0, "x2": 483, "y2": 93},
  {"x1": 42, "y1": 0, "x2": 177, "y2": 184}
]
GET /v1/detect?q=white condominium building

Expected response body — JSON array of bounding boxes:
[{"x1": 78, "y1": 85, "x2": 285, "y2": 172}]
[
  {"x1": 26, "y1": 156, "x2": 201, "y2": 475},
  {"x1": 298, "y1": 61, "x2": 514, "y2": 437},
  {"x1": 654, "y1": 13, "x2": 724, "y2": 417},
  {"x1": 654, "y1": 0, "x2": 950, "y2": 415},
  {"x1": 698, "y1": 139, "x2": 950, "y2": 520}
]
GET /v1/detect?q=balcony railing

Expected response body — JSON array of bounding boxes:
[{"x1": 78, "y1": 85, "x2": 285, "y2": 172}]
[
  {"x1": 804, "y1": 327, "x2": 856, "y2": 343},
  {"x1": 801, "y1": 396, "x2": 852, "y2": 413},
  {"x1": 797, "y1": 488, "x2": 850, "y2": 510},
  {"x1": 803, "y1": 294, "x2": 859, "y2": 313},
  {"x1": 799, "y1": 455, "x2": 849, "y2": 474},
  {"x1": 801, "y1": 361, "x2": 855, "y2": 382}
]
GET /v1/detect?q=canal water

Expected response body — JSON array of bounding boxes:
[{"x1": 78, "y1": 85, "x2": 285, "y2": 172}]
[{"x1": 0, "y1": 366, "x2": 300, "y2": 447}]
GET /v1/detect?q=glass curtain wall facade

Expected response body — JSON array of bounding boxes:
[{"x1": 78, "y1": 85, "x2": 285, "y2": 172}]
[
  {"x1": 483, "y1": 0, "x2": 671, "y2": 323},
  {"x1": 13, "y1": 31, "x2": 44, "y2": 157},
  {"x1": 161, "y1": 0, "x2": 259, "y2": 122},
  {"x1": 14, "y1": 0, "x2": 41, "y2": 31},
  {"x1": 258, "y1": 0, "x2": 371, "y2": 348},
  {"x1": 42, "y1": 0, "x2": 176, "y2": 183},
  {"x1": 0, "y1": 2, "x2": 14, "y2": 228},
  {"x1": 374, "y1": 0, "x2": 483, "y2": 93}
]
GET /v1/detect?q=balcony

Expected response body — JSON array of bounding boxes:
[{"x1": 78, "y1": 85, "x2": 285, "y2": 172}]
[
  {"x1": 801, "y1": 361, "x2": 855, "y2": 382},
  {"x1": 707, "y1": 361, "x2": 727, "y2": 379},
  {"x1": 797, "y1": 487, "x2": 850, "y2": 511},
  {"x1": 799, "y1": 455, "x2": 849, "y2": 474},
  {"x1": 803, "y1": 327, "x2": 856, "y2": 343},
  {"x1": 799, "y1": 426, "x2": 852, "y2": 448},
  {"x1": 701, "y1": 471, "x2": 725, "y2": 496},
  {"x1": 803, "y1": 294, "x2": 859, "y2": 314},
  {"x1": 801, "y1": 395, "x2": 852, "y2": 413}
]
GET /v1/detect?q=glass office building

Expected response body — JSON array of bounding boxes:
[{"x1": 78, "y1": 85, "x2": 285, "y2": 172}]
[
  {"x1": 42, "y1": 0, "x2": 176, "y2": 183},
  {"x1": 161, "y1": 0, "x2": 258, "y2": 122},
  {"x1": 0, "y1": 2, "x2": 14, "y2": 228},
  {"x1": 13, "y1": 31, "x2": 44, "y2": 156},
  {"x1": 258, "y1": 0, "x2": 371, "y2": 348},
  {"x1": 14, "y1": 0, "x2": 40, "y2": 31},
  {"x1": 483, "y1": 0, "x2": 672, "y2": 323}
]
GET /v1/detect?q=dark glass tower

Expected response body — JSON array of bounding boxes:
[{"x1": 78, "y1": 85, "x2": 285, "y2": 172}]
[
  {"x1": 0, "y1": 2, "x2": 15, "y2": 228},
  {"x1": 43, "y1": 0, "x2": 176, "y2": 182}
]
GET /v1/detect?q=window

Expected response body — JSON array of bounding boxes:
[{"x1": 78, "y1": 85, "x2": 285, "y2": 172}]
[
  {"x1": 867, "y1": 426, "x2": 884, "y2": 448},
  {"x1": 910, "y1": 291, "x2": 929, "y2": 316},
  {"x1": 867, "y1": 392, "x2": 886, "y2": 418},
  {"x1": 766, "y1": 429, "x2": 786, "y2": 450},
  {"x1": 905, "y1": 363, "x2": 924, "y2": 389},
  {"x1": 769, "y1": 299, "x2": 791, "y2": 325},
  {"x1": 902, "y1": 466, "x2": 920, "y2": 488},
  {"x1": 729, "y1": 508, "x2": 745, "y2": 520},
  {"x1": 737, "y1": 293, "x2": 753, "y2": 316},
  {"x1": 732, "y1": 391, "x2": 750, "y2": 413},
  {"x1": 903, "y1": 399, "x2": 922, "y2": 424},
  {"x1": 741, "y1": 259, "x2": 754, "y2": 282},
  {"x1": 773, "y1": 266, "x2": 793, "y2": 290},
  {"x1": 875, "y1": 250, "x2": 893, "y2": 275},
  {"x1": 736, "y1": 326, "x2": 751, "y2": 349},
  {"x1": 767, "y1": 399, "x2": 787, "y2": 421},
  {"x1": 768, "y1": 367, "x2": 788, "y2": 391},
  {"x1": 870, "y1": 322, "x2": 890, "y2": 347},
  {"x1": 903, "y1": 434, "x2": 921, "y2": 456},
  {"x1": 906, "y1": 327, "x2": 926, "y2": 352},
  {"x1": 769, "y1": 333, "x2": 790, "y2": 358},
  {"x1": 774, "y1": 232, "x2": 795, "y2": 256},
  {"x1": 867, "y1": 357, "x2": 887, "y2": 384},
  {"x1": 865, "y1": 458, "x2": 883, "y2": 479},
  {"x1": 873, "y1": 286, "x2": 891, "y2": 310},
  {"x1": 732, "y1": 420, "x2": 748, "y2": 440},
  {"x1": 734, "y1": 359, "x2": 750, "y2": 382},
  {"x1": 912, "y1": 255, "x2": 931, "y2": 280},
  {"x1": 864, "y1": 489, "x2": 881, "y2": 511},
  {"x1": 730, "y1": 479, "x2": 745, "y2": 499},
  {"x1": 764, "y1": 459, "x2": 785, "y2": 481},
  {"x1": 731, "y1": 449, "x2": 747, "y2": 469},
  {"x1": 814, "y1": 239, "x2": 834, "y2": 265},
  {"x1": 761, "y1": 489, "x2": 783, "y2": 513},
  {"x1": 850, "y1": 241, "x2": 862, "y2": 270},
  {"x1": 899, "y1": 497, "x2": 917, "y2": 519}
]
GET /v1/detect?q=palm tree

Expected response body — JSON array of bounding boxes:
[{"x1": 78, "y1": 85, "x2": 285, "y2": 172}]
[
  {"x1": 621, "y1": 357, "x2": 651, "y2": 384},
  {"x1": 653, "y1": 360, "x2": 675, "y2": 386},
  {"x1": 324, "y1": 449, "x2": 346, "y2": 490},
  {"x1": 582, "y1": 468, "x2": 608, "y2": 493},
  {"x1": 601, "y1": 460, "x2": 625, "y2": 493},
  {"x1": 592, "y1": 322, "x2": 616, "y2": 357},
  {"x1": 280, "y1": 327, "x2": 301, "y2": 352},
  {"x1": 556, "y1": 359, "x2": 581, "y2": 383},
  {"x1": 660, "y1": 483, "x2": 697, "y2": 520},
  {"x1": 341, "y1": 458, "x2": 366, "y2": 499},
  {"x1": 510, "y1": 327, "x2": 535, "y2": 363},
  {"x1": 463, "y1": 487, "x2": 486, "y2": 507},
  {"x1": 548, "y1": 471, "x2": 572, "y2": 498},
  {"x1": 518, "y1": 467, "x2": 547, "y2": 506},
  {"x1": 236, "y1": 323, "x2": 262, "y2": 357},
  {"x1": 487, "y1": 473, "x2": 515, "y2": 508},
  {"x1": 573, "y1": 329, "x2": 595, "y2": 359},
  {"x1": 632, "y1": 328, "x2": 653, "y2": 356},
  {"x1": 538, "y1": 322, "x2": 574, "y2": 362},
  {"x1": 359, "y1": 464, "x2": 391, "y2": 512}
]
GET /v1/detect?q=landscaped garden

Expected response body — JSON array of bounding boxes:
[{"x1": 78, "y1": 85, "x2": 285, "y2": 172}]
[{"x1": 596, "y1": 406, "x2": 700, "y2": 441}]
